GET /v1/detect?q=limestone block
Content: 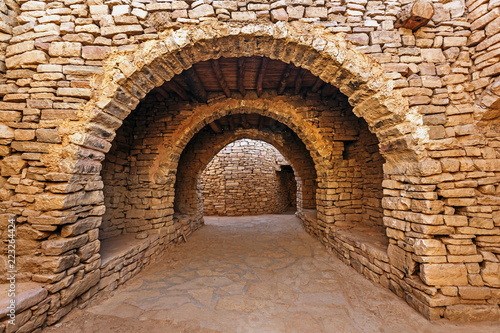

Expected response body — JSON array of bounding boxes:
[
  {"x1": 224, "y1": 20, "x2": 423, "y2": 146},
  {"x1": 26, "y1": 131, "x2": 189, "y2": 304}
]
[
  {"x1": 287, "y1": 5, "x2": 304, "y2": 19},
  {"x1": 231, "y1": 11, "x2": 256, "y2": 21},
  {"x1": 57, "y1": 87, "x2": 92, "y2": 98},
  {"x1": 388, "y1": 244, "x2": 416, "y2": 275},
  {"x1": 89, "y1": 5, "x2": 109, "y2": 15},
  {"x1": 481, "y1": 262, "x2": 500, "y2": 287},
  {"x1": 60, "y1": 269, "x2": 100, "y2": 306},
  {"x1": 5, "y1": 50, "x2": 49, "y2": 68},
  {"x1": 421, "y1": 49, "x2": 446, "y2": 63},
  {"x1": 48, "y1": 42, "x2": 80, "y2": 58},
  {"x1": 0, "y1": 283, "x2": 47, "y2": 318},
  {"x1": 271, "y1": 8, "x2": 288, "y2": 22},
  {"x1": 305, "y1": 7, "x2": 327, "y2": 18},
  {"x1": 101, "y1": 25, "x2": 143, "y2": 37},
  {"x1": 414, "y1": 239, "x2": 446, "y2": 256},
  {"x1": 112, "y1": 5, "x2": 130, "y2": 16},
  {"x1": 189, "y1": 4, "x2": 215, "y2": 19},
  {"x1": 444, "y1": 305, "x2": 500, "y2": 321},
  {"x1": 6, "y1": 40, "x2": 34, "y2": 57},
  {"x1": 0, "y1": 123, "x2": 14, "y2": 139},
  {"x1": 420, "y1": 264, "x2": 468, "y2": 286},
  {"x1": 458, "y1": 286, "x2": 491, "y2": 300},
  {"x1": 61, "y1": 217, "x2": 102, "y2": 237},
  {"x1": 213, "y1": 1, "x2": 238, "y2": 11},
  {"x1": 370, "y1": 31, "x2": 400, "y2": 44},
  {"x1": 41, "y1": 234, "x2": 89, "y2": 255},
  {"x1": 0, "y1": 155, "x2": 27, "y2": 176}
]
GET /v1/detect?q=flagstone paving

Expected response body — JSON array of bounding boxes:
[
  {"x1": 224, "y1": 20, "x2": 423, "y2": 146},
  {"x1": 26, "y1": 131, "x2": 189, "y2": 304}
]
[{"x1": 44, "y1": 214, "x2": 500, "y2": 333}]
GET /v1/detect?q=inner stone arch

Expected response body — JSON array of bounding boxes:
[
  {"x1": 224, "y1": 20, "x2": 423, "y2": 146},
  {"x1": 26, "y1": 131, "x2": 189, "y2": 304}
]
[{"x1": 173, "y1": 117, "x2": 318, "y2": 225}]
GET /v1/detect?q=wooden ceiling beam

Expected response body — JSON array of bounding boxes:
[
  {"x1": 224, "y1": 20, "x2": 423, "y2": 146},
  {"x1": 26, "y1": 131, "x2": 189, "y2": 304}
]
[
  {"x1": 321, "y1": 84, "x2": 337, "y2": 98},
  {"x1": 258, "y1": 115, "x2": 266, "y2": 130},
  {"x1": 277, "y1": 64, "x2": 292, "y2": 95},
  {"x1": 211, "y1": 59, "x2": 231, "y2": 98},
  {"x1": 228, "y1": 116, "x2": 235, "y2": 131},
  {"x1": 238, "y1": 58, "x2": 246, "y2": 96},
  {"x1": 167, "y1": 80, "x2": 189, "y2": 100},
  {"x1": 311, "y1": 76, "x2": 324, "y2": 93},
  {"x1": 156, "y1": 85, "x2": 170, "y2": 99},
  {"x1": 294, "y1": 68, "x2": 306, "y2": 95},
  {"x1": 241, "y1": 114, "x2": 251, "y2": 129},
  {"x1": 209, "y1": 120, "x2": 223, "y2": 134},
  {"x1": 256, "y1": 57, "x2": 269, "y2": 97},
  {"x1": 183, "y1": 67, "x2": 207, "y2": 103}
]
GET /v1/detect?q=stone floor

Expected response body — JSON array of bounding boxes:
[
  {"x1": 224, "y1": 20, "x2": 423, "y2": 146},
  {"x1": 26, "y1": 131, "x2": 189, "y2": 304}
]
[{"x1": 44, "y1": 214, "x2": 500, "y2": 333}]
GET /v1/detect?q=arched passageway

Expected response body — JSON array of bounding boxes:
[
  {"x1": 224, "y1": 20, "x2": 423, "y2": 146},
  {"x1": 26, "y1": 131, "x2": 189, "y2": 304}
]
[{"x1": 199, "y1": 139, "x2": 298, "y2": 216}]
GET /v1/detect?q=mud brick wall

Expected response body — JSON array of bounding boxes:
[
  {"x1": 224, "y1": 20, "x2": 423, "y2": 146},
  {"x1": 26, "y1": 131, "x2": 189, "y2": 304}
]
[{"x1": 200, "y1": 139, "x2": 295, "y2": 216}]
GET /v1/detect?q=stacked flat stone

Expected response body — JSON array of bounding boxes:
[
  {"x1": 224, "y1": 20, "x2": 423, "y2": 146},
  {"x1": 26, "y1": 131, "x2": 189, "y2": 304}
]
[{"x1": 200, "y1": 139, "x2": 295, "y2": 216}]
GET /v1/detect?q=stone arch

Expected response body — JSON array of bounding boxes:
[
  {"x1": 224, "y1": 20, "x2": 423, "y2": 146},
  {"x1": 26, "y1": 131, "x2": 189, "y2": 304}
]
[
  {"x1": 153, "y1": 98, "x2": 332, "y2": 185},
  {"x1": 78, "y1": 21, "x2": 426, "y2": 173},
  {"x1": 174, "y1": 127, "x2": 317, "y2": 222}
]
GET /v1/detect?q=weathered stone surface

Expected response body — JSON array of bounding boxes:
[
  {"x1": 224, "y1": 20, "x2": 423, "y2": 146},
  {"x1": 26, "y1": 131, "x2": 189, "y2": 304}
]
[
  {"x1": 414, "y1": 239, "x2": 446, "y2": 256},
  {"x1": 0, "y1": 155, "x2": 27, "y2": 176},
  {"x1": 0, "y1": 283, "x2": 47, "y2": 318},
  {"x1": 444, "y1": 305, "x2": 500, "y2": 321},
  {"x1": 60, "y1": 270, "x2": 100, "y2": 306},
  {"x1": 481, "y1": 262, "x2": 500, "y2": 287},
  {"x1": 420, "y1": 264, "x2": 468, "y2": 286},
  {"x1": 388, "y1": 244, "x2": 416, "y2": 275},
  {"x1": 5, "y1": 50, "x2": 48, "y2": 68},
  {"x1": 42, "y1": 234, "x2": 89, "y2": 255},
  {"x1": 49, "y1": 42, "x2": 81, "y2": 57}
]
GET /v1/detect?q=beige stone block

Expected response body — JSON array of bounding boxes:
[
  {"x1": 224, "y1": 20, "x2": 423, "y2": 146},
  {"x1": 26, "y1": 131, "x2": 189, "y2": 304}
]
[
  {"x1": 189, "y1": 4, "x2": 215, "y2": 18},
  {"x1": 42, "y1": 234, "x2": 89, "y2": 256},
  {"x1": 231, "y1": 11, "x2": 257, "y2": 21},
  {"x1": 443, "y1": 37, "x2": 467, "y2": 48},
  {"x1": 112, "y1": 5, "x2": 130, "y2": 16},
  {"x1": 414, "y1": 239, "x2": 446, "y2": 256},
  {"x1": 458, "y1": 286, "x2": 491, "y2": 300},
  {"x1": 481, "y1": 262, "x2": 500, "y2": 287},
  {"x1": 420, "y1": 263, "x2": 468, "y2": 286},
  {"x1": 49, "y1": 42, "x2": 81, "y2": 57},
  {"x1": 89, "y1": 5, "x2": 109, "y2": 15},
  {"x1": 421, "y1": 49, "x2": 446, "y2": 63},
  {"x1": 5, "y1": 50, "x2": 49, "y2": 68},
  {"x1": 60, "y1": 269, "x2": 100, "y2": 306},
  {"x1": 0, "y1": 123, "x2": 14, "y2": 139},
  {"x1": 305, "y1": 7, "x2": 327, "y2": 18},
  {"x1": 444, "y1": 305, "x2": 500, "y2": 321},
  {"x1": 443, "y1": 215, "x2": 468, "y2": 226},
  {"x1": 388, "y1": 244, "x2": 416, "y2": 275}
]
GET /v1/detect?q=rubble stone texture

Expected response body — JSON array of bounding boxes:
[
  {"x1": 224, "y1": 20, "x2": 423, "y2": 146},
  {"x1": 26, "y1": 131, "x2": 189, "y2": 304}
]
[
  {"x1": 200, "y1": 139, "x2": 296, "y2": 216},
  {"x1": 0, "y1": 0, "x2": 499, "y2": 330}
]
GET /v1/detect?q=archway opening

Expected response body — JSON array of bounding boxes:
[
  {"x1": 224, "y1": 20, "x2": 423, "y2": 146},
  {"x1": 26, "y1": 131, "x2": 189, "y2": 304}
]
[
  {"x1": 200, "y1": 139, "x2": 297, "y2": 216},
  {"x1": 172, "y1": 113, "x2": 318, "y2": 230},
  {"x1": 97, "y1": 53, "x2": 390, "y2": 296}
]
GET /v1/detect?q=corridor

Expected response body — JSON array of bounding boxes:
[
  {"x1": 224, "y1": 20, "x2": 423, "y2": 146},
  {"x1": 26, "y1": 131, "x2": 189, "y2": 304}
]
[{"x1": 44, "y1": 215, "x2": 500, "y2": 333}]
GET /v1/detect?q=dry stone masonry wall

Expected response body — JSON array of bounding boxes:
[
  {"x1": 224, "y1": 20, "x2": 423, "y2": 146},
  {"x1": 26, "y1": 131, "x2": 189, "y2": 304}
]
[
  {"x1": 0, "y1": 0, "x2": 500, "y2": 330},
  {"x1": 200, "y1": 139, "x2": 296, "y2": 216}
]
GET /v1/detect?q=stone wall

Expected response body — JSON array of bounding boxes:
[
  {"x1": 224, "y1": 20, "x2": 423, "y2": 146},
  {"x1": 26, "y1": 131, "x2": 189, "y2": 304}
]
[
  {"x1": 0, "y1": 0, "x2": 500, "y2": 329},
  {"x1": 200, "y1": 139, "x2": 295, "y2": 216}
]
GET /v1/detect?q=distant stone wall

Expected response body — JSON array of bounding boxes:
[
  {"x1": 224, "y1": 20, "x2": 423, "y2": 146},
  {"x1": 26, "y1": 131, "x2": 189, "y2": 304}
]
[{"x1": 200, "y1": 139, "x2": 295, "y2": 216}]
